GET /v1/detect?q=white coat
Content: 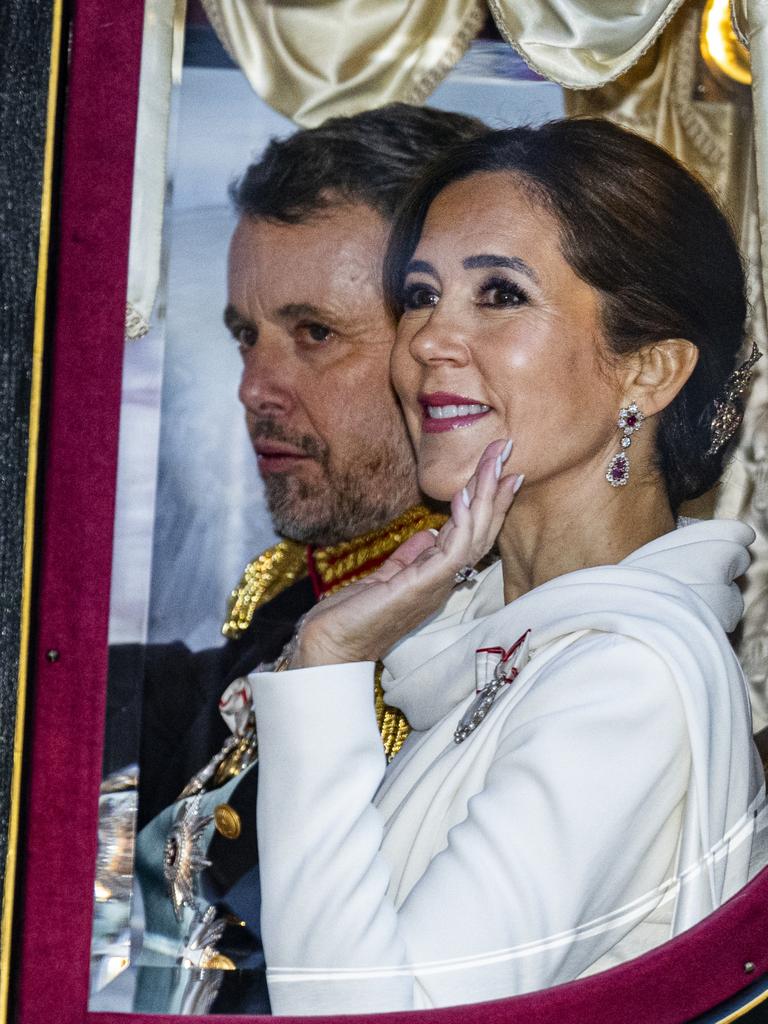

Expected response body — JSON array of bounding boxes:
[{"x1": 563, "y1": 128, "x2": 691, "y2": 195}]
[{"x1": 252, "y1": 519, "x2": 765, "y2": 1015}]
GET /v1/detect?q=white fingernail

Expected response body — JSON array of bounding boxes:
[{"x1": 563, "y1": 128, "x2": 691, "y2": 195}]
[
  {"x1": 494, "y1": 454, "x2": 502, "y2": 480},
  {"x1": 461, "y1": 487, "x2": 471, "y2": 508},
  {"x1": 428, "y1": 528, "x2": 439, "y2": 536},
  {"x1": 501, "y1": 439, "x2": 513, "y2": 462},
  {"x1": 512, "y1": 473, "x2": 525, "y2": 494}
]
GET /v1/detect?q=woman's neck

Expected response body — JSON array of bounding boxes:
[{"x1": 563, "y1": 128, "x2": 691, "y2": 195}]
[{"x1": 497, "y1": 466, "x2": 676, "y2": 604}]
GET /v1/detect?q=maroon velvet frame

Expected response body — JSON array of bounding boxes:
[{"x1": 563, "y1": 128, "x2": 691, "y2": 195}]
[{"x1": 12, "y1": 1, "x2": 768, "y2": 1021}]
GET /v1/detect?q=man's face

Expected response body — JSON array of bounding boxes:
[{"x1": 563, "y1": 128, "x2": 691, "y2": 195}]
[{"x1": 226, "y1": 204, "x2": 421, "y2": 546}]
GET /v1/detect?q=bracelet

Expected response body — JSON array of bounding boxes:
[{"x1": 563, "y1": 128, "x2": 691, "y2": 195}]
[{"x1": 272, "y1": 614, "x2": 307, "y2": 671}]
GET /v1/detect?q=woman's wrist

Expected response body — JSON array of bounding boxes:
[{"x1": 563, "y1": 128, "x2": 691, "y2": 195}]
[
  {"x1": 288, "y1": 630, "x2": 359, "y2": 669},
  {"x1": 273, "y1": 619, "x2": 362, "y2": 671}
]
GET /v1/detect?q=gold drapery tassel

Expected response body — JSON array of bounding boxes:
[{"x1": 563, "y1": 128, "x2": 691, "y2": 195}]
[{"x1": 374, "y1": 664, "x2": 412, "y2": 760}]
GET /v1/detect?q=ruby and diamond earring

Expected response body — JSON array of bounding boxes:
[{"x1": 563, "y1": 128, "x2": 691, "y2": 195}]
[{"x1": 606, "y1": 402, "x2": 645, "y2": 487}]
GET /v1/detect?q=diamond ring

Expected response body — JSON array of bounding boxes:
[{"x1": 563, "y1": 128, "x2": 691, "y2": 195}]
[{"x1": 453, "y1": 565, "x2": 478, "y2": 585}]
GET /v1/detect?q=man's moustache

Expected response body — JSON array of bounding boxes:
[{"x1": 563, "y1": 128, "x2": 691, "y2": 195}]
[{"x1": 248, "y1": 419, "x2": 326, "y2": 461}]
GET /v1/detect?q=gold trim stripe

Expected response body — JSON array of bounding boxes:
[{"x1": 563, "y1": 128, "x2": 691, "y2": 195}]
[
  {"x1": 0, "y1": 2, "x2": 64, "y2": 1019},
  {"x1": 712, "y1": 983, "x2": 768, "y2": 1024}
]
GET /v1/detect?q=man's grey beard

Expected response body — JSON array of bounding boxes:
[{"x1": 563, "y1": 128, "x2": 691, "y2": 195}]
[
  {"x1": 263, "y1": 451, "x2": 417, "y2": 545},
  {"x1": 251, "y1": 420, "x2": 418, "y2": 546}
]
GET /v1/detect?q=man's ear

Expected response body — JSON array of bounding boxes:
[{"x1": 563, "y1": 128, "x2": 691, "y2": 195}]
[{"x1": 621, "y1": 339, "x2": 699, "y2": 415}]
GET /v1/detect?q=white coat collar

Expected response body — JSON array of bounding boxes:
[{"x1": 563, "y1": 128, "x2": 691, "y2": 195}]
[{"x1": 380, "y1": 518, "x2": 754, "y2": 732}]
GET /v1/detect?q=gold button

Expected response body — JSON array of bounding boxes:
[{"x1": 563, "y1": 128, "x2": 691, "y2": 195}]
[{"x1": 214, "y1": 804, "x2": 241, "y2": 840}]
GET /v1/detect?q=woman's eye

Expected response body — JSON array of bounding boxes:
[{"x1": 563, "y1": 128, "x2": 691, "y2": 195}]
[
  {"x1": 479, "y1": 278, "x2": 529, "y2": 308},
  {"x1": 298, "y1": 322, "x2": 332, "y2": 344},
  {"x1": 402, "y1": 283, "x2": 439, "y2": 311}
]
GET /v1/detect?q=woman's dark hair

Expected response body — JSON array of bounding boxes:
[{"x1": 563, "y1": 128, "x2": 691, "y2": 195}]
[{"x1": 384, "y1": 118, "x2": 748, "y2": 510}]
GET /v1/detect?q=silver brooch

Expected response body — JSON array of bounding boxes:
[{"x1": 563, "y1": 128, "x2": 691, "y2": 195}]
[
  {"x1": 178, "y1": 906, "x2": 237, "y2": 1013},
  {"x1": 179, "y1": 967, "x2": 225, "y2": 1016},
  {"x1": 163, "y1": 794, "x2": 213, "y2": 920},
  {"x1": 454, "y1": 631, "x2": 530, "y2": 744},
  {"x1": 181, "y1": 905, "x2": 235, "y2": 970},
  {"x1": 176, "y1": 731, "x2": 241, "y2": 801}
]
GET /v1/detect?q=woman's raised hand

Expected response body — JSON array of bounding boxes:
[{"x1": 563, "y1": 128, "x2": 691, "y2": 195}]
[{"x1": 287, "y1": 439, "x2": 522, "y2": 669}]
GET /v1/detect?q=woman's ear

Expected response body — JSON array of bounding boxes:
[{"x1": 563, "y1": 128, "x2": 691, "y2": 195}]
[{"x1": 621, "y1": 339, "x2": 699, "y2": 415}]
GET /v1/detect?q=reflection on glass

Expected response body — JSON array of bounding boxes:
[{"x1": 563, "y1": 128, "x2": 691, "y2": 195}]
[{"x1": 90, "y1": 766, "x2": 138, "y2": 999}]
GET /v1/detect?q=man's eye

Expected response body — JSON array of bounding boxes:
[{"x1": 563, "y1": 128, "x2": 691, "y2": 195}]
[
  {"x1": 402, "y1": 283, "x2": 439, "y2": 310},
  {"x1": 236, "y1": 327, "x2": 257, "y2": 349},
  {"x1": 297, "y1": 322, "x2": 332, "y2": 344}
]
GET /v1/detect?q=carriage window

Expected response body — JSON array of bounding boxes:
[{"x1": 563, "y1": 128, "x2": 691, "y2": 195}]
[{"x1": 89, "y1": 0, "x2": 768, "y2": 1015}]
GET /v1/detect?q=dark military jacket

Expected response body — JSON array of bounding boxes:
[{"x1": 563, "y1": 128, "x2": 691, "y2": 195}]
[{"x1": 106, "y1": 576, "x2": 315, "y2": 1013}]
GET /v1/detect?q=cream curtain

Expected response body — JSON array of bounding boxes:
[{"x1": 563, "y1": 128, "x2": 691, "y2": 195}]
[
  {"x1": 200, "y1": 1, "x2": 701, "y2": 125},
  {"x1": 125, "y1": 0, "x2": 177, "y2": 339},
  {"x1": 489, "y1": 0, "x2": 687, "y2": 87},
  {"x1": 725, "y1": 0, "x2": 768, "y2": 729},
  {"x1": 200, "y1": 0, "x2": 487, "y2": 128}
]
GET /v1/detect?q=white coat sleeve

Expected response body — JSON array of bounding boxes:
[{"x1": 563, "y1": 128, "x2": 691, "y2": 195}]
[{"x1": 253, "y1": 635, "x2": 690, "y2": 1015}]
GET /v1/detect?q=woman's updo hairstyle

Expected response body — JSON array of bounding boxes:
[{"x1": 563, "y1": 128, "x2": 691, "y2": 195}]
[{"x1": 384, "y1": 118, "x2": 748, "y2": 511}]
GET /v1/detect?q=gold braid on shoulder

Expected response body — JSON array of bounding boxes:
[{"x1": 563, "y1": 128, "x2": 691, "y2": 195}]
[
  {"x1": 222, "y1": 505, "x2": 447, "y2": 760},
  {"x1": 222, "y1": 539, "x2": 309, "y2": 640}
]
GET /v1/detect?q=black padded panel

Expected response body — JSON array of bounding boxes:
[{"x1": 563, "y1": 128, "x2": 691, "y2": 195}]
[{"x1": 0, "y1": 0, "x2": 57, "y2": 925}]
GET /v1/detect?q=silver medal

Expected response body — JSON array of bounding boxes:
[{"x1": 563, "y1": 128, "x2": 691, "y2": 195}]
[{"x1": 454, "y1": 631, "x2": 531, "y2": 744}]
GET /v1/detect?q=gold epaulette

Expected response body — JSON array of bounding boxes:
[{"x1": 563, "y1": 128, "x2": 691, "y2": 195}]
[{"x1": 222, "y1": 540, "x2": 308, "y2": 640}]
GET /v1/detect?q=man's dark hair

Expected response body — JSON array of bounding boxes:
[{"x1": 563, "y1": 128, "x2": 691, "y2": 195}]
[
  {"x1": 384, "y1": 118, "x2": 748, "y2": 511},
  {"x1": 231, "y1": 103, "x2": 487, "y2": 224}
]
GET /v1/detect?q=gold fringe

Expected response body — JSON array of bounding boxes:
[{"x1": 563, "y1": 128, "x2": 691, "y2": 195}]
[{"x1": 374, "y1": 665, "x2": 411, "y2": 761}]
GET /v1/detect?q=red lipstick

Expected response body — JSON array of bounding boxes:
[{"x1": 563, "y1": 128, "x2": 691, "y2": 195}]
[{"x1": 418, "y1": 392, "x2": 492, "y2": 434}]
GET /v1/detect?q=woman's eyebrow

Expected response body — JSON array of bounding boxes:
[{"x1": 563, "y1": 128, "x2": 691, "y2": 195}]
[
  {"x1": 404, "y1": 259, "x2": 438, "y2": 277},
  {"x1": 463, "y1": 254, "x2": 540, "y2": 284}
]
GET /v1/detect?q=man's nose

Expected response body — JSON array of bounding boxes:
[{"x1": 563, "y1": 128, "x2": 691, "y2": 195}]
[{"x1": 238, "y1": 343, "x2": 295, "y2": 417}]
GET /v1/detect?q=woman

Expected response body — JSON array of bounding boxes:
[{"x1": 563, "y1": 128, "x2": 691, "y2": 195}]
[{"x1": 251, "y1": 119, "x2": 765, "y2": 1014}]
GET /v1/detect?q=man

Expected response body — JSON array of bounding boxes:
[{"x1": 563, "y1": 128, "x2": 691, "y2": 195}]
[{"x1": 116, "y1": 103, "x2": 486, "y2": 1013}]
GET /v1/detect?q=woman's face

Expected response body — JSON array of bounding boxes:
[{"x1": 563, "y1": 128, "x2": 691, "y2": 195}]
[{"x1": 391, "y1": 172, "x2": 628, "y2": 501}]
